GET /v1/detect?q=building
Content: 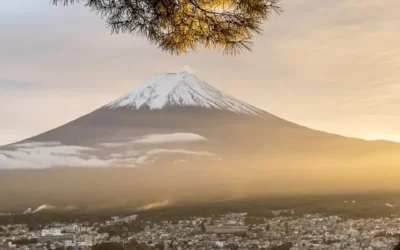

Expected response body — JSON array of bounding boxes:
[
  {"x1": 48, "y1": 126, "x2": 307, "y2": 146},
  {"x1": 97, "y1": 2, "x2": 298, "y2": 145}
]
[
  {"x1": 215, "y1": 241, "x2": 224, "y2": 248},
  {"x1": 41, "y1": 229, "x2": 61, "y2": 236},
  {"x1": 77, "y1": 234, "x2": 94, "y2": 246},
  {"x1": 39, "y1": 229, "x2": 75, "y2": 245},
  {"x1": 205, "y1": 225, "x2": 248, "y2": 234},
  {"x1": 39, "y1": 234, "x2": 76, "y2": 244}
]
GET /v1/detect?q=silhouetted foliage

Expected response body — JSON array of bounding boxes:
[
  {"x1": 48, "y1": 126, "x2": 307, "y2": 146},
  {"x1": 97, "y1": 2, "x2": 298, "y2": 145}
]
[
  {"x1": 269, "y1": 242, "x2": 293, "y2": 250},
  {"x1": 200, "y1": 221, "x2": 206, "y2": 232},
  {"x1": 153, "y1": 243, "x2": 164, "y2": 250},
  {"x1": 245, "y1": 216, "x2": 264, "y2": 225},
  {"x1": 12, "y1": 238, "x2": 38, "y2": 246},
  {"x1": 375, "y1": 231, "x2": 396, "y2": 238},
  {"x1": 93, "y1": 240, "x2": 156, "y2": 250},
  {"x1": 98, "y1": 221, "x2": 146, "y2": 237},
  {"x1": 324, "y1": 239, "x2": 340, "y2": 245},
  {"x1": 228, "y1": 244, "x2": 239, "y2": 250},
  {"x1": 394, "y1": 240, "x2": 400, "y2": 250},
  {"x1": 125, "y1": 240, "x2": 156, "y2": 250},
  {"x1": 52, "y1": 0, "x2": 281, "y2": 55},
  {"x1": 92, "y1": 242, "x2": 124, "y2": 250}
]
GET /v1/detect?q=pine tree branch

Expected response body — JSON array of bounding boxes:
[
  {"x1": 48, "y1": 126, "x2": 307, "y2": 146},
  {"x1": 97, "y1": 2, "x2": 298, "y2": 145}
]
[{"x1": 52, "y1": 0, "x2": 282, "y2": 55}]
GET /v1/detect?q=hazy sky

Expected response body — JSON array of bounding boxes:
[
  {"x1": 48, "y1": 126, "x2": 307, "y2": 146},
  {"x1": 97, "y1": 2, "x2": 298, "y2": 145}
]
[{"x1": 1, "y1": 0, "x2": 400, "y2": 146}]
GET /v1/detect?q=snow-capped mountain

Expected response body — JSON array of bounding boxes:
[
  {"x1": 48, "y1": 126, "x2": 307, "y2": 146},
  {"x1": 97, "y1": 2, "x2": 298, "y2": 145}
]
[
  {"x1": 104, "y1": 72, "x2": 264, "y2": 115},
  {"x1": 2, "y1": 72, "x2": 283, "y2": 168},
  {"x1": 1, "y1": 72, "x2": 400, "y2": 209}
]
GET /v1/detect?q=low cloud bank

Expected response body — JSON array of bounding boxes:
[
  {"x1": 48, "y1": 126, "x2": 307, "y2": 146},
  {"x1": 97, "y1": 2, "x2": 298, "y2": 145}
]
[
  {"x1": 0, "y1": 142, "x2": 106, "y2": 169},
  {"x1": 0, "y1": 134, "x2": 215, "y2": 168},
  {"x1": 135, "y1": 133, "x2": 207, "y2": 144},
  {"x1": 100, "y1": 133, "x2": 207, "y2": 148}
]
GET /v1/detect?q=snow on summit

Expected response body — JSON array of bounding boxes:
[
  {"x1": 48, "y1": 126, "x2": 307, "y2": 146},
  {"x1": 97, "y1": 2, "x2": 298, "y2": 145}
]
[{"x1": 105, "y1": 72, "x2": 264, "y2": 115}]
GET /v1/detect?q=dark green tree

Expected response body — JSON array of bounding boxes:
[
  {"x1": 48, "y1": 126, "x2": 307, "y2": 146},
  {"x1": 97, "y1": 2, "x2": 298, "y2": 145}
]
[{"x1": 52, "y1": 0, "x2": 281, "y2": 55}]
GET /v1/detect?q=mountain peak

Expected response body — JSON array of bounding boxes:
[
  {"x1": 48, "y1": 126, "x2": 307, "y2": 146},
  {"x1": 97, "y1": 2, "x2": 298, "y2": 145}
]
[{"x1": 104, "y1": 72, "x2": 264, "y2": 115}]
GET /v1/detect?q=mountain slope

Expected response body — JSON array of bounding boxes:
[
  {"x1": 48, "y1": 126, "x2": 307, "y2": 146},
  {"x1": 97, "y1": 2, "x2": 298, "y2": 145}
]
[{"x1": 1, "y1": 72, "x2": 400, "y2": 210}]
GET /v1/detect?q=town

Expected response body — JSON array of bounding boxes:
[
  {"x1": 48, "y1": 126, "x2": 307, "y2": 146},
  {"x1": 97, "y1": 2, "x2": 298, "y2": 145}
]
[{"x1": 1, "y1": 210, "x2": 400, "y2": 250}]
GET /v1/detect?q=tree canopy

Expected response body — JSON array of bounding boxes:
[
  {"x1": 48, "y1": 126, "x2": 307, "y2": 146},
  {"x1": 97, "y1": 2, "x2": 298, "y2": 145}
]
[{"x1": 52, "y1": 0, "x2": 281, "y2": 55}]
